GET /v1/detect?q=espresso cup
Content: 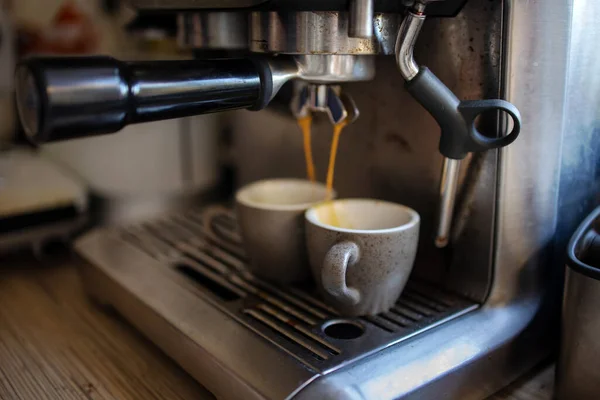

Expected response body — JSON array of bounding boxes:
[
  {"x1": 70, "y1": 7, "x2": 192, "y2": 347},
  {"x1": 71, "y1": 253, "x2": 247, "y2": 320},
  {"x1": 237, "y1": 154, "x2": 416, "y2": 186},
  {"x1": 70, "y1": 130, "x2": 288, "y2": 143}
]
[
  {"x1": 205, "y1": 179, "x2": 333, "y2": 283},
  {"x1": 305, "y1": 199, "x2": 420, "y2": 316}
]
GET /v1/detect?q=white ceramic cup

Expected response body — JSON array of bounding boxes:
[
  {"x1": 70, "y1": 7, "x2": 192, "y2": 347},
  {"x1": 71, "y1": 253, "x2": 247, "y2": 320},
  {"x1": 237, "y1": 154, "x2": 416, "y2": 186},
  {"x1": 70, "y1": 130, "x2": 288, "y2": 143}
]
[
  {"x1": 305, "y1": 199, "x2": 420, "y2": 316},
  {"x1": 205, "y1": 179, "x2": 334, "y2": 283}
]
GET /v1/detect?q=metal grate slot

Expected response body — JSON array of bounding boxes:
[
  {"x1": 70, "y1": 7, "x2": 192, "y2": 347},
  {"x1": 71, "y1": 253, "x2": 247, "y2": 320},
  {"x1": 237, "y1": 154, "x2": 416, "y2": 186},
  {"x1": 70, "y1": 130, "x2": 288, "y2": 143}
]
[
  {"x1": 251, "y1": 279, "x2": 332, "y2": 320},
  {"x1": 288, "y1": 287, "x2": 341, "y2": 316},
  {"x1": 153, "y1": 219, "x2": 188, "y2": 241},
  {"x1": 362, "y1": 316, "x2": 397, "y2": 333},
  {"x1": 379, "y1": 312, "x2": 411, "y2": 328},
  {"x1": 119, "y1": 227, "x2": 176, "y2": 260},
  {"x1": 390, "y1": 305, "x2": 423, "y2": 322},
  {"x1": 193, "y1": 245, "x2": 248, "y2": 275},
  {"x1": 143, "y1": 221, "x2": 184, "y2": 247},
  {"x1": 117, "y1": 205, "x2": 478, "y2": 372},
  {"x1": 175, "y1": 263, "x2": 244, "y2": 301},
  {"x1": 405, "y1": 283, "x2": 458, "y2": 307},
  {"x1": 244, "y1": 309, "x2": 331, "y2": 361},
  {"x1": 211, "y1": 214, "x2": 237, "y2": 231},
  {"x1": 402, "y1": 291, "x2": 447, "y2": 312},
  {"x1": 118, "y1": 230, "x2": 157, "y2": 257},
  {"x1": 202, "y1": 219, "x2": 246, "y2": 259},
  {"x1": 257, "y1": 304, "x2": 341, "y2": 355},
  {"x1": 181, "y1": 245, "x2": 232, "y2": 276},
  {"x1": 399, "y1": 298, "x2": 436, "y2": 317},
  {"x1": 234, "y1": 278, "x2": 319, "y2": 325}
]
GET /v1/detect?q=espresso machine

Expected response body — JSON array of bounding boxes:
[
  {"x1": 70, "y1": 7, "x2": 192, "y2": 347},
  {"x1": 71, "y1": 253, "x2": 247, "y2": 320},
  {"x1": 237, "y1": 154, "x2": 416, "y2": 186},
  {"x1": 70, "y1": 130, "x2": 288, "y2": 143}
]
[{"x1": 12, "y1": 0, "x2": 600, "y2": 398}]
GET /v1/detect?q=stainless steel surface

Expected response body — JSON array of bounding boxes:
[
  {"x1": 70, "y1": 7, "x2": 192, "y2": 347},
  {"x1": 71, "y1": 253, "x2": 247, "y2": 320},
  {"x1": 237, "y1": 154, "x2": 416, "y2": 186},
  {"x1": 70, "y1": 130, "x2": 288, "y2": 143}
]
[
  {"x1": 373, "y1": 14, "x2": 404, "y2": 55},
  {"x1": 552, "y1": 0, "x2": 600, "y2": 266},
  {"x1": 491, "y1": 0, "x2": 569, "y2": 301},
  {"x1": 491, "y1": 0, "x2": 595, "y2": 305},
  {"x1": 78, "y1": 207, "x2": 548, "y2": 399},
  {"x1": 291, "y1": 83, "x2": 359, "y2": 125},
  {"x1": 76, "y1": 206, "x2": 476, "y2": 399},
  {"x1": 249, "y1": 12, "x2": 400, "y2": 55},
  {"x1": 413, "y1": 2, "x2": 427, "y2": 13},
  {"x1": 349, "y1": 0, "x2": 374, "y2": 39},
  {"x1": 117, "y1": 208, "x2": 475, "y2": 371},
  {"x1": 435, "y1": 158, "x2": 460, "y2": 248},
  {"x1": 295, "y1": 55, "x2": 376, "y2": 83},
  {"x1": 310, "y1": 85, "x2": 332, "y2": 114},
  {"x1": 177, "y1": 12, "x2": 248, "y2": 50},
  {"x1": 395, "y1": 10, "x2": 424, "y2": 80},
  {"x1": 78, "y1": 229, "x2": 313, "y2": 400},
  {"x1": 79, "y1": 216, "x2": 550, "y2": 400},
  {"x1": 557, "y1": 268, "x2": 600, "y2": 399},
  {"x1": 266, "y1": 57, "x2": 300, "y2": 102},
  {"x1": 291, "y1": 84, "x2": 335, "y2": 118},
  {"x1": 295, "y1": 297, "x2": 542, "y2": 400}
]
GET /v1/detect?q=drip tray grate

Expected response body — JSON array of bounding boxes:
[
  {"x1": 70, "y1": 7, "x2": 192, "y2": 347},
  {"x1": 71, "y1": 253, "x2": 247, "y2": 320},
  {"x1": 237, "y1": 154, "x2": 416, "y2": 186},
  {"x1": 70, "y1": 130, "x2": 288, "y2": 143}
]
[{"x1": 113, "y1": 207, "x2": 478, "y2": 373}]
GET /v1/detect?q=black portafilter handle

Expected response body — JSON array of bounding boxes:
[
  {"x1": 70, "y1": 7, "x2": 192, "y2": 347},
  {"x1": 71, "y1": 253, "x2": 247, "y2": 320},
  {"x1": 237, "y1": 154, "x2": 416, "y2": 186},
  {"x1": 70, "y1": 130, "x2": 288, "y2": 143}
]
[{"x1": 15, "y1": 56, "x2": 278, "y2": 143}]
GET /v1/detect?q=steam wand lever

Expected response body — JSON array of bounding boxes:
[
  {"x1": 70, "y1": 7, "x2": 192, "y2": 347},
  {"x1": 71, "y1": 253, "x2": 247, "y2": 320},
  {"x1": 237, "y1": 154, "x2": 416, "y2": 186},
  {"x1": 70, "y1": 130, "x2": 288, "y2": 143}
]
[{"x1": 395, "y1": 2, "x2": 522, "y2": 248}]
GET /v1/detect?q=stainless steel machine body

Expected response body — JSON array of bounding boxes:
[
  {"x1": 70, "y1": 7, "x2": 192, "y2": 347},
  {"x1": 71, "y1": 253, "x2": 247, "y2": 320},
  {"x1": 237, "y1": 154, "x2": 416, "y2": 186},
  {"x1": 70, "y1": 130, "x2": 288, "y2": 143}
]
[{"x1": 14, "y1": 0, "x2": 600, "y2": 398}]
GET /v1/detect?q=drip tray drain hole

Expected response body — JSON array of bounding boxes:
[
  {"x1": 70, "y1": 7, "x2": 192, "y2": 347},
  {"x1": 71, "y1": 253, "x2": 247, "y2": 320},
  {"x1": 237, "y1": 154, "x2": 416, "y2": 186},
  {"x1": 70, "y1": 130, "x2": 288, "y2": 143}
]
[{"x1": 323, "y1": 320, "x2": 365, "y2": 340}]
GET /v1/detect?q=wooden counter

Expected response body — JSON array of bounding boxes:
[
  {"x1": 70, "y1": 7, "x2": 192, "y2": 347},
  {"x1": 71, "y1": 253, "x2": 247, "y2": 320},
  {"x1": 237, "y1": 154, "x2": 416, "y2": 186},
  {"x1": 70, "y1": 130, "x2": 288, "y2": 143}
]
[
  {"x1": 0, "y1": 252, "x2": 553, "y2": 400},
  {"x1": 0, "y1": 253, "x2": 213, "y2": 400}
]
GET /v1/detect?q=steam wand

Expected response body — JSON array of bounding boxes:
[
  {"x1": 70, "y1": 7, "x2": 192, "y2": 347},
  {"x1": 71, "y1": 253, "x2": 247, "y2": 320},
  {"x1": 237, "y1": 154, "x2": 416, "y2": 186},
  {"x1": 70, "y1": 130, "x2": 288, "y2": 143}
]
[{"x1": 395, "y1": 2, "x2": 522, "y2": 248}]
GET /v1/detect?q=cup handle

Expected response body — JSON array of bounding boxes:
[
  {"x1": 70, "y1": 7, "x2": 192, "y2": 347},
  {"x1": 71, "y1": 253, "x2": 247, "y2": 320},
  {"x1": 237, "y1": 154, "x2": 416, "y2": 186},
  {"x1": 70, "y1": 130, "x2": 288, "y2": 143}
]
[
  {"x1": 322, "y1": 241, "x2": 361, "y2": 306},
  {"x1": 202, "y1": 205, "x2": 242, "y2": 244}
]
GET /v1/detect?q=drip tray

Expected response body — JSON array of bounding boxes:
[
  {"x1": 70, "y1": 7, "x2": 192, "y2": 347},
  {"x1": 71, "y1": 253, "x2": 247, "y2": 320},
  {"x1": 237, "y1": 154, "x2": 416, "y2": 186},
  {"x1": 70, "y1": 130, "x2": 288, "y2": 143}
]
[{"x1": 96, "y1": 207, "x2": 477, "y2": 374}]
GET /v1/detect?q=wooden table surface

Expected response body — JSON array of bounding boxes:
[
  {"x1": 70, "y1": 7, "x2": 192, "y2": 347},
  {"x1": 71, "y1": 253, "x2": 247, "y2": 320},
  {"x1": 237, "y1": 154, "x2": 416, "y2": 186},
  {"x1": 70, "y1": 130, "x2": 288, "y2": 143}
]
[
  {"x1": 0, "y1": 252, "x2": 554, "y2": 400},
  {"x1": 0, "y1": 252, "x2": 213, "y2": 400}
]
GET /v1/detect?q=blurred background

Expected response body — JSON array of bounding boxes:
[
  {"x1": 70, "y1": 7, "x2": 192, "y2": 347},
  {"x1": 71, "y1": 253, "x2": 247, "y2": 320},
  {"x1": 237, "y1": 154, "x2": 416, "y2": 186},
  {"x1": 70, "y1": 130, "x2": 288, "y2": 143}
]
[{"x1": 1, "y1": 0, "x2": 226, "y2": 255}]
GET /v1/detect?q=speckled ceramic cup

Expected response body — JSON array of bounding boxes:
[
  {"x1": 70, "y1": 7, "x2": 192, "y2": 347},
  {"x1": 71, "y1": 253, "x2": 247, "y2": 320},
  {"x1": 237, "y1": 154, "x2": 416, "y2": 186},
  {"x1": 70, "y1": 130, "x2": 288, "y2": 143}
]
[{"x1": 305, "y1": 199, "x2": 420, "y2": 316}]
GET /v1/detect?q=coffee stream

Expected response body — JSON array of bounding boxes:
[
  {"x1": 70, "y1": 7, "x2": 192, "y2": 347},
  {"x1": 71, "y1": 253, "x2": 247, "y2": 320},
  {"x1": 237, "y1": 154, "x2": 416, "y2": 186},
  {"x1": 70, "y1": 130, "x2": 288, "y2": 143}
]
[
  {"x1": 297, "y1": 115, "x2": 316, "y2": 182},
  {"x1": 297, "y1": 116, "x2": 349, "y2": 228},
  {"x1": 326, "y1": 120, "x2": 348, "y2": 201}
]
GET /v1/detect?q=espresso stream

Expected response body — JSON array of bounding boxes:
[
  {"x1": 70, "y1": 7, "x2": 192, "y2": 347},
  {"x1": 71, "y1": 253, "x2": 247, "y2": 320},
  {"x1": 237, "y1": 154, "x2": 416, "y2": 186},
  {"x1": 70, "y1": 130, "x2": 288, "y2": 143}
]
[
  {"x1": 297, "y1": 115, "x2": 316, "y2": 182},
  {"x1": 297, "y1": 117, "x2": 349, "y2": 228}
]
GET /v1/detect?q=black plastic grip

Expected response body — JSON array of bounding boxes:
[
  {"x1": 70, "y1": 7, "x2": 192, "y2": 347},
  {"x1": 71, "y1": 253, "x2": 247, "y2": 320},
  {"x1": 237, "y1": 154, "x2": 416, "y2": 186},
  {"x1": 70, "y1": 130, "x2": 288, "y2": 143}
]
[
  {"x1": 15, "y1": 56, "x2": 266, "y2": 143},
  {"x1": 405, "y1": 67, "x2": 521, "y2": 159}
]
